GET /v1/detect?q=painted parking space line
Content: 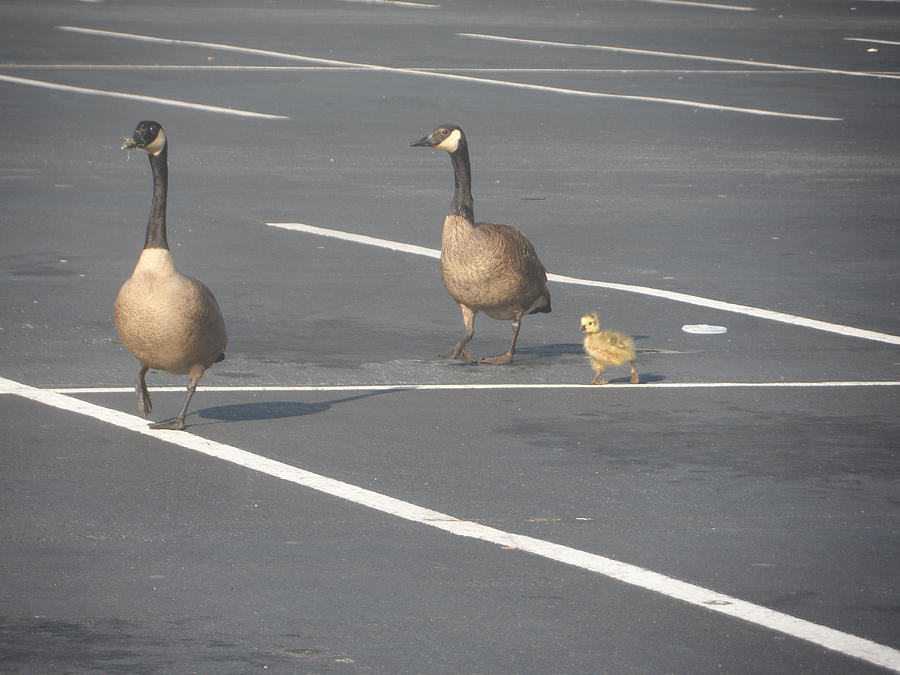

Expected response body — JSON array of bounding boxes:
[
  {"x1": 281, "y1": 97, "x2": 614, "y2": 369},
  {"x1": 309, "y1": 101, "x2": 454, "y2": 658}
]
[
  {"x1": 459, "y1": 33, "x2": 900, "y2": 81},
  {"x1": 45, "y1": 382, "x2": 900, "y2": 395},
  {"x1": 0, "y1": 64, "x2": 374, "y2": 72},
  {"x1": 641, "y1": 0, "x2": 755, "y2": 9},
  {"x1": 4, "y1": 64, "x2": 860, "y2": 76},
  {"x1": 266, "y1": 222, "x2": 900, "y2": 346},
  {"x1": 1, "y1": 374, "x2": 898, "y2": 673},
  {"x1": 1, "y1": 65, "x2": 825, "y2": 75},
  {"x1": 56, "y1": 26, "x2": 842, "y2": 120},
  {"x1": 0, "y1": 74, "x2": 288, "y2": 119},
  {"x1": 337, "y1": 0, "x2": 440, "y2": 6},
  {"x1": 846, "y1": 37, "x2": 900, "y2": 47}
]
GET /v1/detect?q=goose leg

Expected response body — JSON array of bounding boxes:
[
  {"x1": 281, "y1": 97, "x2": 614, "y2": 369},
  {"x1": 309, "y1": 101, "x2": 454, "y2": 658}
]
[
  {"x1": 630, "y1": 360, "x2": 639, "y2": 384},
  {"x1": 440, "y1": 304, "x2": 475, "y2": 362},
  {"x1": 479, "y1": 311, "x2": 522, "y2": 365},
  {"x1": 136, "y1": 365, "x2": 152, "y2": 417},
  {"x1": 150, "y1": 372, "x2": 202, "y2": 431}
]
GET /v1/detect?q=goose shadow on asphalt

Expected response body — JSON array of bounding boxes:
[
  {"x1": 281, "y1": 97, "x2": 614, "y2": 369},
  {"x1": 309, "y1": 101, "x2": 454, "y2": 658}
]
[{"x1": 192, "y1": 389, "x2": 396, "y2": 427}]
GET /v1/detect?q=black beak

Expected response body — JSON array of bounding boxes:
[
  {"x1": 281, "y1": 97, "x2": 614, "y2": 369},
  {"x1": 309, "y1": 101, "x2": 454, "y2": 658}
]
[
  {"x1": 122, "y1": 122, "x2": 162, "y2": 151},
  {"x1": 410, "y1": 134, "x2": 433, "y2": 148}
]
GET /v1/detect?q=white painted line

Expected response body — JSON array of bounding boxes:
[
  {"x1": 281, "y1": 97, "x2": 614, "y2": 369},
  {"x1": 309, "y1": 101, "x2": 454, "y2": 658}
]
[
  {"x1": 56, "y1": 26, "x2": 841, "y2": 120},
  {"x1": 0, "y1": 64, "x2": 376, "y2": 71},
  {"x1": 0, "y1": 73, "x2": 288, "y2": 120},
  {"x1": 5, "y1": 63, "x2": 896, "y2": 77},
  {"x1": 549, "y1": 273, "x2": 900, "y2": 345},
  {"x1": 55, "y1": 24, "x2": 412, "y2": 68},
  {"x1": 846, "y1": 37, "x2": 900, "y2": 47},
  {"x1": 3, "y1": 65, "x2": 832, "y2": 75},
  {"x1": 416, "y1": 69, "x2": 859, "y2": 75},
  {"x1": 267, "y1": 222, "x2": 900, "y2": 346},
  {"x1": 459, "y1": 33, "x2": 900, "y2": 82},
  {"x1": 642, "y1": 0, "x2": 755, "y2": 10},
  {"x1": 338, "y1": 0, "x2": 439, "y2": 7},
  {"x1": 1, "y1": 373, "x2": 899, "y2": 673},
  {"x1": 45, "y1": 382, "x2": 900, "y2": 394},
  {"x1": 270, "y1": 221, "x2": 440, "y2": 258}
]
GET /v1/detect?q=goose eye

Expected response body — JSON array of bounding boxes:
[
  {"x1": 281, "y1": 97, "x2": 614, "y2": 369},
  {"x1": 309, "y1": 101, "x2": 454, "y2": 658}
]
[{"x1": 442, "y1": 128, "x2": 450, "y2": 135}]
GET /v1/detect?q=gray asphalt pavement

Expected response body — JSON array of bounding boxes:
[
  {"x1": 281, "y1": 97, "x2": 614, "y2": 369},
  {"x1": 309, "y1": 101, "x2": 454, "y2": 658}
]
[{"x1": 1, "y1": 0, "x2": 899, "y2": 673}]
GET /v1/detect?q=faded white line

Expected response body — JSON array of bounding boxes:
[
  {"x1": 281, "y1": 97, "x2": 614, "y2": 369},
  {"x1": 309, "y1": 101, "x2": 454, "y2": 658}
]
[
  {"x1": 459, "y1": 33, "x2": 900, "y2": 82},
  {"x1": 549, "y1": 273, "x2": 900, "y2": 345},
  {"x1": 3, "y1": 64, "x2": 839, "y2": 75},
  {"x1": 266, "y1": 222, "x2": 900, "y2": 346},
  {"x1": 56, "y1": 26, "x2": 841, "y2": 120},
  {"x1": 0, "y1": 74, "x2": 287, "y2": 119},
  {"x1": 846, "y1": 37, "x2": 900, "y2": 47},
  {"x1": 642, "y1": 0, "x2": 755, "y2": 9},
  {"x1": 1, "y1": 374, "x2": 899, "y2": 673},
  {"x1": 272, "y1": 222, "x2": 440, "y2": 258},
  {"x1": 0, "y1": 64, "x2": 374, "y2": 71},
  {"x1": 47, "y1": 382, "x2": 900, "y2": 394},
  {"x1": 337, "y1": 0, "x2": 439, "y2": 6}
]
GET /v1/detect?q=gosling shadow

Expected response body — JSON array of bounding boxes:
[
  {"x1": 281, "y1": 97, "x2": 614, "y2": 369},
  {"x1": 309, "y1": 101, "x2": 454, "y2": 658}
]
[
  {"x1": 515, "y1": 335, "x2": 655, "y2": 361},
  {"x1": 603, "y1": 372, "x2": 667, "y2": 385},
  {"x1": 441, "y1": 342, "x2": 584, "y2": 366},
  {"x1": 516, "y1": 343, "x2": 584, "y2": 358}
]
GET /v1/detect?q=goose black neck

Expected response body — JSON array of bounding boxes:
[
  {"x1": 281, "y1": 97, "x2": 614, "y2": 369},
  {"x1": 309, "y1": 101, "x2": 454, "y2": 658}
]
[
  {"x1": 449, "y1": 139, "x2": 474, "y2": 222},
  {"x1": 143, "y1": 147, "x2": 169, "y2": 250}
]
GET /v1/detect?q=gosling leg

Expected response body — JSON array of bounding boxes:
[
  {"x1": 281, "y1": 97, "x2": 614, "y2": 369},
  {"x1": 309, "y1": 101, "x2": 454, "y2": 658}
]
[
  {"x1": 630, "y1": 360, "x2": 639, "y2": 384},
  {"x1": 150, "y1": 372, "x2": 202, "y2": 431},
  {"x1": 441, "y1": 304, "x2": 475, "y2": 362},
  {"x1": 479, "y1": 311, "x2": 522, "y2": 365},
  {"x1": 136, "y1": 365, "x2": 152, "y2": 417},
  {"x1": 589, "y1": 365, "x2": 607, "y2": 385}
]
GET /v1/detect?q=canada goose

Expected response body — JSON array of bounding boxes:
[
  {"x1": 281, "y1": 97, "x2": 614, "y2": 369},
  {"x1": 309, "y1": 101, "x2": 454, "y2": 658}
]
[
  {"x1": 115, "y1": 121, "x2": 226, "y2": 430},
  {"x1": 411, "y1": 124, "x2": 551, "y2": 364},
  {"x1": 579, "y1": 312, "x2": 639, "y2": 385}
]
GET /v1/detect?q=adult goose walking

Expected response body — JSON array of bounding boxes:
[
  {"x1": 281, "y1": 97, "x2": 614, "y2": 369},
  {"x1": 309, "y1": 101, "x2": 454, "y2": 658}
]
[
  {"x1": 411, "y1": 124, "x2": 550, "y2": 364},
  {"x1": 115, "y1": 121, "x2": 226, "y2": 430}
]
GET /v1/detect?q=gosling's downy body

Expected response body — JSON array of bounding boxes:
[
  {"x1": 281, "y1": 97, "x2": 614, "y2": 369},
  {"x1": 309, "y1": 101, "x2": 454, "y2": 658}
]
[
  {"x1": 411, "y1": 124, "x2": 551, "y2": 364},
  {"x1": 115, "y1": 121, "x2": 226, "y2": 430},
  {"x1": 580, "y1": 312, "x2": 639, "y2": 385}
]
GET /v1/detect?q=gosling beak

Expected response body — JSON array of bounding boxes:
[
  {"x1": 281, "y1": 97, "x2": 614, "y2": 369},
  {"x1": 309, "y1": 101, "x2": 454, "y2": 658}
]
[{"x1": 579, "y1": 325, "x2": 587, "y2": 332}]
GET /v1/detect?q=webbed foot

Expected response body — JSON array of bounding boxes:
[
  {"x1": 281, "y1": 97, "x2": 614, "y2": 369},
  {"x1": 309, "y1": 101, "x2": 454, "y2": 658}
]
[
  {"x1": 439, "y1": 347, "x2": 474, "y2": 362},
  {"x1": 149, "y1": 417, "x2": 186, "y2": 431},
  {"x1": 478, "y1": 352, "x2": 514, "y2": 365}
]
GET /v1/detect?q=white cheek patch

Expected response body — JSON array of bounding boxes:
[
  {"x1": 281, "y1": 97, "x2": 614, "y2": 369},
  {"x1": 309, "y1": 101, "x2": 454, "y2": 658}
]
[
  {"x1": 434, "y1": 128, "x2": 461, "y2": 152},
  {"x1": 145, "y1": 128, "x2": 167, "y2": 155}
]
